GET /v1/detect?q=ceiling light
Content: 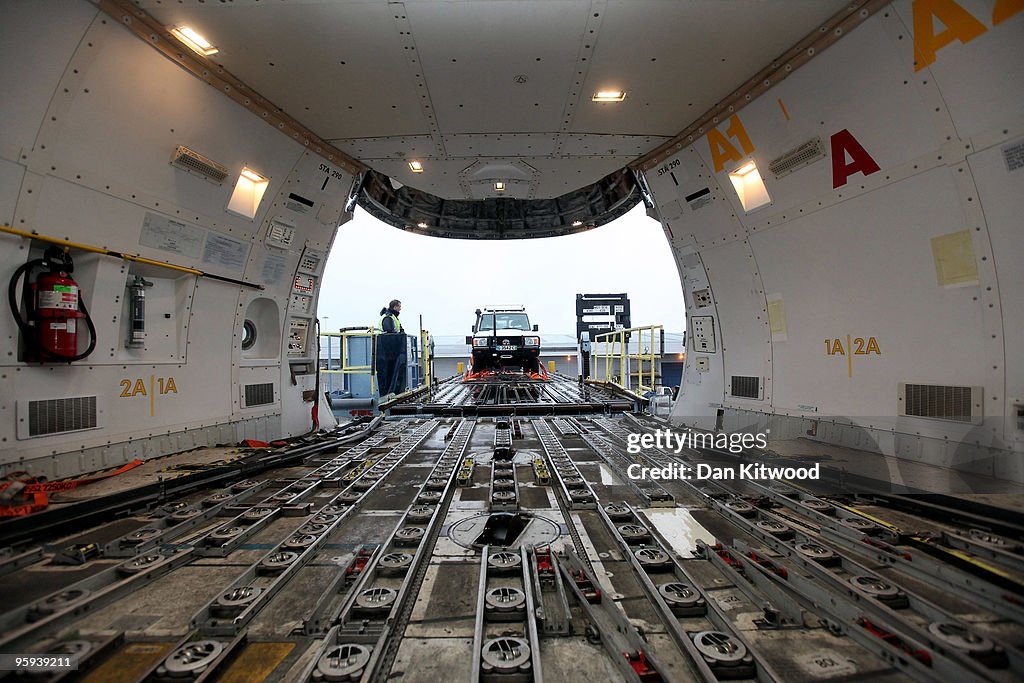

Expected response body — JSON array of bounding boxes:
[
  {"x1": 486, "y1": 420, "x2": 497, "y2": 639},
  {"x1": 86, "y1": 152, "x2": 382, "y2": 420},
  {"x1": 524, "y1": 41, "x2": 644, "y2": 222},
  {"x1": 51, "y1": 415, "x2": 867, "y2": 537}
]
[
  {"x1": 734, "y1": 161, "x2": 757, "y2": 176},
  {"x1": 240, "y1": 167, "x2": 266, "y2": 183},
  {"x1": 408, "y1": 161, "x2": 424, "y2": 173},
  {"x1": 169, "y1": 26, "x2": 219, "y2": 56},
  {"x1": 572, "y1": 220, "x2": 583, "y2": 227},
  {"x1": 592, "y1": 90, "x2": 626, "y2": 102},
  {"x1": 494, "y1": 182, "x2": 506, "y2": 191},
  {"x1": 417, "y1": 221, "x2": 428, "y2": 228}
]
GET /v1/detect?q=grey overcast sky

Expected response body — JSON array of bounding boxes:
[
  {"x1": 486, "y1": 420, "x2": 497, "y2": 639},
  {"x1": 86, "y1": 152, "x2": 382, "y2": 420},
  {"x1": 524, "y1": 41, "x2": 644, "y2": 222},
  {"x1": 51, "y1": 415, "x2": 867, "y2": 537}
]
[{"x1": 318, "y1": 202, "x2": 686, "y2": 337}]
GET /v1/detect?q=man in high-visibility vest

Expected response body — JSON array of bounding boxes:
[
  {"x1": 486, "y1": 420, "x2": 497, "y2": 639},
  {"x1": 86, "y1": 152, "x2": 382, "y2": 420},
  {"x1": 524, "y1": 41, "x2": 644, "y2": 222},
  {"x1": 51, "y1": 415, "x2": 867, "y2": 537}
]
[{"x1": 378, "y1": 299, "x2": 402, "y2": 333}]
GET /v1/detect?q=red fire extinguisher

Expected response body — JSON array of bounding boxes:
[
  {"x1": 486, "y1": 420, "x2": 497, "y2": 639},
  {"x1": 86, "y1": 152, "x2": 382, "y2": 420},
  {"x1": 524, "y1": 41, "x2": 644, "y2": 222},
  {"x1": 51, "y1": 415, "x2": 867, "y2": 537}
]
[{"x1": 8, "y1": 246, "x2": 96, "y2": 362}]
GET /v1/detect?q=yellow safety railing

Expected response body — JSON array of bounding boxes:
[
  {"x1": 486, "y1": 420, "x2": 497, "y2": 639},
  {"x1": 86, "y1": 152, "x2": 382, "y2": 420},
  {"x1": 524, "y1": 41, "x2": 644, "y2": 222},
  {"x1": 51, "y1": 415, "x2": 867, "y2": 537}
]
[
  {"x1": 319, "y1": 327, "x2": 433, "y2": 396},
  {"x1": 420, "y1": 329, "x2": 432, "y2": 388},
  {"x1": 320, "y1": 327, "x2": 378, "y2": 395},
  {"x1": 595, "y1": 324, "x2": 663, "y2": 395}
]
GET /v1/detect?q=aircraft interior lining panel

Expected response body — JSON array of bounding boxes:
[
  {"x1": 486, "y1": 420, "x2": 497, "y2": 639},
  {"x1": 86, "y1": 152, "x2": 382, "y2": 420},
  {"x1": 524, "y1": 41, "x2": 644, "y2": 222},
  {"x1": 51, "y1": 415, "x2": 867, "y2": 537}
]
[
  {"x1": 405, "y1": 0, "x2": 593, "y2": 134},
  {"x1": 644, "y1": 149, "x2": 735, "y2": 251},
  {"x1": 0, "y1": 4, "x2": 360, "y2": 472},
  {"x1": 472, "y1": 156, "x2": 639, "y2": 200},
  {"x1": 243, "y1": 153, "x2": 352, "y2": 437},
  {"x1": 649, "y1": 3, "x2": 1020, "y2": 469},
  {"x1": 747, "y1": 166, "x2": 994, "y2": 427},
  {"x1": 21, "y1": 174, "x2": 254, "y2": 347},
  {"x1": 557, "y1": 134, "x2": 669, "y2": 159},
  {"x1": 331, "y1": 135, "x2": 437, "y2": 163},
  {"x1": 344, "y1": 158, "x2": 475, "y2": 201},
  {"x1": 0, "y1": 0, "x2": 99, "y2": 163},
  {"x1": 693, "y1": 241, "x2": 772, "y2": 409},
  {"x1": 0, "y1": 158, "x2": 26, "y2": 225},
  {"x1": 697, "y1": 16, "x2": 958, "y2": 231},
  {"x1": 966, "y1": 140, "x2": 1024, "y2": 440},
  {"x1": 440, "y1": 134, "x2": 563, "y2": 160},
  {"x1": 31, "y1": 16, "x2": 308, "y2": 244},
  {"x1": 139, "y1": 0, "x2": 433, "y2": 141},
  {"x1": 641, "y1": 149, "x2": 707, "y2": 250},
  {"x1": 669, "y1": 250, "x2": 725, "y2": 430},
  {"x1": 890, "y1": 0, "x2": 1024, "y2": 139}
]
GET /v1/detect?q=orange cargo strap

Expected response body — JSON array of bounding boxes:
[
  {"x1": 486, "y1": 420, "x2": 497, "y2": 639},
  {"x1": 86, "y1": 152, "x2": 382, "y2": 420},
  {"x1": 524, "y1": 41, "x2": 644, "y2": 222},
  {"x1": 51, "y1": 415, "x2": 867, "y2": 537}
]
[{"x1": 0, "y1": 459, "x2": 144, "y2": 517}]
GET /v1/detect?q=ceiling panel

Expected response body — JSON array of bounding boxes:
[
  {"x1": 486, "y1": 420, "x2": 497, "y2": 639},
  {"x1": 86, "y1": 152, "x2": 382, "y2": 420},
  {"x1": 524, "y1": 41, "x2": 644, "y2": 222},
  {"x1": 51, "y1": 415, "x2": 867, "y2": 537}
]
[
  {"x1": 558, "y1": 133, "x2": 670, "y2": 157},
  {"x1": 143, "y1": 1, "x2": 431, "y2": 140},
  {"x1": 330, "y1": 135, "x2": 436, "y2": 161},
  {"x1": 442, "y1": 133, "x2": 559, "y2": 158},
  {"x1": 406, "y1": 0, "x2": 593, "y2": 134},
  {"x1": 573, "y1": 0, "x2": 849, "y2": 134}
]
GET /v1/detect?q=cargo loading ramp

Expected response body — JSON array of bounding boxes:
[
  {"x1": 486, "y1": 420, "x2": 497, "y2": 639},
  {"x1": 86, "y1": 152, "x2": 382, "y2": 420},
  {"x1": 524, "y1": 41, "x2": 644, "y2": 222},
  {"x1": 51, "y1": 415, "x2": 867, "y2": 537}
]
[{"x1": 386, "y1": 374, "x2": 634, "y2": 416}]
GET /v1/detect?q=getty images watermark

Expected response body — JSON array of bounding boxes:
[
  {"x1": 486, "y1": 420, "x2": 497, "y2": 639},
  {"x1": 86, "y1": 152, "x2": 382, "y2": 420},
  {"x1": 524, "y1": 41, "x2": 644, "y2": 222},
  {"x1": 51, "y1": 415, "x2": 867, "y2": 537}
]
[{"x1": 624, "y1": 428, "x2": 820, "y2": 481}]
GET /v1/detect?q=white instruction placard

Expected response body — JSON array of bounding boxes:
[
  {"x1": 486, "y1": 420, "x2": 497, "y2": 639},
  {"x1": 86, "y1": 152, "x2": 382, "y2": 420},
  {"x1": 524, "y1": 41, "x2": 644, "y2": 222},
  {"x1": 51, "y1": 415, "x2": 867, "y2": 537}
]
[
  {"x1": 202, "y1": 233, "x2": 250, "y2": 271},
  {"x1": 140, "y1": 212, "x2": 205, "y2": 258}
]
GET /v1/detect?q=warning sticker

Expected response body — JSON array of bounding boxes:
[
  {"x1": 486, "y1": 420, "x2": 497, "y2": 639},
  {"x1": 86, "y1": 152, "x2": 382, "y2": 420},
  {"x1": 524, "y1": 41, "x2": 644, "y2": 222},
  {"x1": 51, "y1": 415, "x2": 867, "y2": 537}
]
[
  {"x1": 686, "y1": 187, "x2": 713, "y2": 211},
  {"x1": 261, "y1": 252, "x2": 288, "y2": 286},
  {"x1": 1003, "y1": 140, "x2": 1024, "y2": 172},
  {"x1": 38, "y1": 287, "x2": 78, "y2": 310}
]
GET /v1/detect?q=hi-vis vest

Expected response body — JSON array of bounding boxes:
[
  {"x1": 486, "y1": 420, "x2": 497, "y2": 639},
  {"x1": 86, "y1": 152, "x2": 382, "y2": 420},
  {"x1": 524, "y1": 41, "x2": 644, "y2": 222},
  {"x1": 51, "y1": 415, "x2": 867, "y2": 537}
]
[{"x1": 379, "y1": 312, "x2": 402, "y2": 333}]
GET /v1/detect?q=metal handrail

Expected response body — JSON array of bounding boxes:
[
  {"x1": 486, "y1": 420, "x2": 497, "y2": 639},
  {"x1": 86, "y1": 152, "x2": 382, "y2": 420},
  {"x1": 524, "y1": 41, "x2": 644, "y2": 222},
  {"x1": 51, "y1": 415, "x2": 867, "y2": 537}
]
[
  {"x1": 320, "y1": 327, "x2": 378, "y2": 395},
  {"x1": 594, "y1": 324, "x2": 663, "y2": 395},
  {"x1": 319, "y1": 327, "x2": 433, "y2": 396}
]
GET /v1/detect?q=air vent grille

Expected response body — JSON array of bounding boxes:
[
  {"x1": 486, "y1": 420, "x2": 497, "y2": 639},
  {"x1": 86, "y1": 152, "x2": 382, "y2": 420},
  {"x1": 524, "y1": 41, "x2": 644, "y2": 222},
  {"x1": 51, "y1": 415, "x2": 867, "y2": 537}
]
[
  {"x1": 731, "y1": 376, "x2": 761, "y2": 399},
  {"x1": 171, "y1": 145, "x2": 229, "y2": 183},
  {"x1": 900, "y1": 383, "x2": 981, "y2": 423},
  {"x1": 26, "y1": 396, "x2": 98, "y2": 437},
  {"x1": 769, "y1": 137, "x2": 825, "y2": 178},
  {"x1": 243, "y1": 383, "x2": 275, "y2": 407}
]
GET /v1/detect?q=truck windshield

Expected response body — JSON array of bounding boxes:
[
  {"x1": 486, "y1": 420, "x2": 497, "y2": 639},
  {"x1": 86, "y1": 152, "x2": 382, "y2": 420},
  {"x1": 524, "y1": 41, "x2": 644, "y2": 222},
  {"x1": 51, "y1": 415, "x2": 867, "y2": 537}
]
[{"x1": 479, "y1": 313, "x2": 531, "y2": 331}]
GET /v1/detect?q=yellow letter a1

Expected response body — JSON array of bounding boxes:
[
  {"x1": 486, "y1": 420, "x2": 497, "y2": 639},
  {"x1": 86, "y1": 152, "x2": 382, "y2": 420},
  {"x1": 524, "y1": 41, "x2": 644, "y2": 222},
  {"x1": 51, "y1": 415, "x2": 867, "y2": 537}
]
[{"x1": 708, "y1": 128, "x2": 742, "y2": 173}]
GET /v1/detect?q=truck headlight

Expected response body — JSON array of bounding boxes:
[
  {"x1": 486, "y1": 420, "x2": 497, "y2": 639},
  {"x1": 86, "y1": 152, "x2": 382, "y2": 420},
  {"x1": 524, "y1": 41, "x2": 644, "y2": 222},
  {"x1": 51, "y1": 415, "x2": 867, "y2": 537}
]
[
  {"x1": 524, "y1": 336, "x2": 540, "y2": 347},
  {"x1": 473, "y1": 337, "x2": 490, "y2": 348}
]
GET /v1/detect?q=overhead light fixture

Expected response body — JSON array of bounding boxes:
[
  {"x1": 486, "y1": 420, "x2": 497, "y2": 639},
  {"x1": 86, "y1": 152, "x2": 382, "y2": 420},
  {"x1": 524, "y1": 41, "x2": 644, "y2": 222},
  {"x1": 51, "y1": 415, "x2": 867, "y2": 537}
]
[
  {"x1": 592, "y1": 90, "x2": 626, "y2": 102},
  {"x1": 494, "y1": 182, "x2": 506, "y2": 191},
  {"x1": 408, "y1": 161, "x2": 424, "y2": 173},
  {"x1": 728, "y1": 160, "x2": 771, "y2": 212},
  {"x1": 417, "y1": 221, "x2": 428, "y2": 228},
  {"x1": 734, "y1": 161, "x2": 757, "y2": 176},
  {"x1": 169, "y1": 26, "x2": 219, "y2": 56},
  {"x1": 239, "y1": 168, "x2": 266, "y2": 183},
  {"x1": 571, "y1": 220, "x2": 583, "y2": 227},
  {"x1": 228, "y1": 166, "x2": 270, "y2": 219}
]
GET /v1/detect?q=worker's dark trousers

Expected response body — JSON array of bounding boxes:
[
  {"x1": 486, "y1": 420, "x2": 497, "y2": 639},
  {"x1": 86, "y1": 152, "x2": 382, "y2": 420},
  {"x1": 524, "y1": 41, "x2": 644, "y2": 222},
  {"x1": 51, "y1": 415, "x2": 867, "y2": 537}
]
[{"x1": 375, "y1": 333, "x2": 408, "y2": 396}]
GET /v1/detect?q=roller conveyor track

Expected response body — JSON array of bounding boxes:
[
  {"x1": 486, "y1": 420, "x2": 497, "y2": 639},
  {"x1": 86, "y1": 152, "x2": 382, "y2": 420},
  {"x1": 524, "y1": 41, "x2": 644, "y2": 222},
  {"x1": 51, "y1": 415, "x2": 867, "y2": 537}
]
[{"x1": 0, "y1": 413, "x2": 1020, "y2": 682}]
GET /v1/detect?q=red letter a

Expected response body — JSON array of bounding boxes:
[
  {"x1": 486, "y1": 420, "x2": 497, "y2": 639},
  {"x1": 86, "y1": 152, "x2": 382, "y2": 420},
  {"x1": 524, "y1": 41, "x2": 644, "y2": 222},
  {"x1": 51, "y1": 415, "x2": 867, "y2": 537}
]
[{"x1": 831, "y1": 129, "x2": 881, "y2": 189}]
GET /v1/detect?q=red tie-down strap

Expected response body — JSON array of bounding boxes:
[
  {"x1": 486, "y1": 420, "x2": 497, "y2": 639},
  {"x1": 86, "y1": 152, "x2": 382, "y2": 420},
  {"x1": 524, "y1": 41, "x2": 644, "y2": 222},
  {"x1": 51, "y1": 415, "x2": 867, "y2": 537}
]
[{"x1": 0, "y1": 459, "x2": 144, "y2": 517}]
